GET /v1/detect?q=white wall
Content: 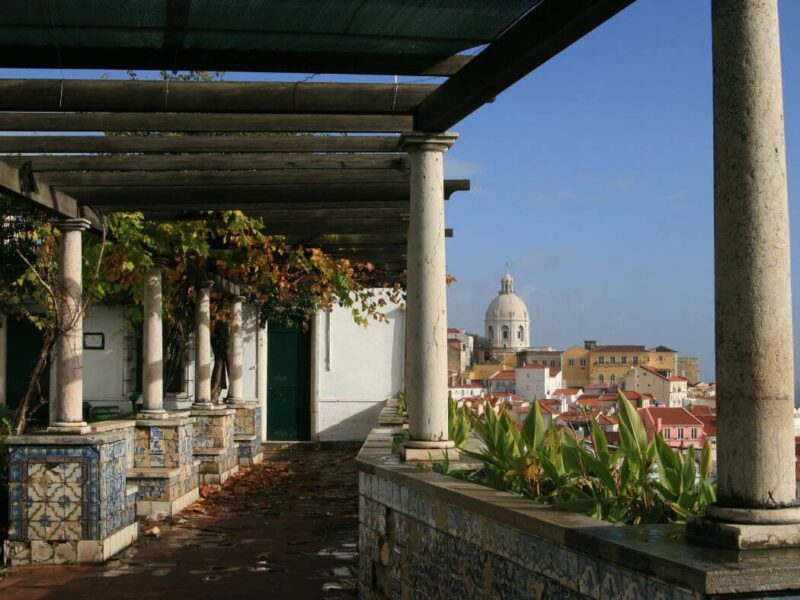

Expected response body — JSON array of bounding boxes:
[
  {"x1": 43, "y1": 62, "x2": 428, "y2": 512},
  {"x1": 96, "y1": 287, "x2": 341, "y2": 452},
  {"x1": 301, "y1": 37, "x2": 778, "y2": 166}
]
[
  {"x1": 315, "y1": 289, "x2": 405, "y2": 441},
  {"x1": 242, "y1": 304, "x2": 259, "y2": 401},
  {"x1": 83, "y1": 305, "x2": 128, "y2": 404}
]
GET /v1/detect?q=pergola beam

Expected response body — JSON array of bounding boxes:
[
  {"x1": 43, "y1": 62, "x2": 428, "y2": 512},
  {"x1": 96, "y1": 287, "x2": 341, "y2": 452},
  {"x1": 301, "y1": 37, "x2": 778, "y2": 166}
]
[
  {"x1": 8, "y1": 153, "x2": 406, "y2": 173},
  {"x1": 41, "y1": 169, "x2": 409, "y2": 187},
  {"x1": 65, "y1": 180, "x2": 469, "y2": 206},
  {"x1": 0, "y1": 48, "x2": 470, "y2": 77},
  {"x1": 0, "y1": 112, "x2": 412, "y2": 133},
  {"x1": 0, "y1": 80, "x2": 435, "y2": 114},
  {"x1": 415, "y1": 0, "x2": 636, "y2": 132},
  {"x1": 0, "y1": 160, "x2": 102, "y2": 229},
  {"x1": 0, "y1": 135, "x2": 403, "y2": 154}
]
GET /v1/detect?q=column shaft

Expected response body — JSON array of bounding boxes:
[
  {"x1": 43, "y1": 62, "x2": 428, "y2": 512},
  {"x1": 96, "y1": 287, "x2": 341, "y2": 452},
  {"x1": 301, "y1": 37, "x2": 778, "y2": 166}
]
[
  {"x1": 226, "y1": 297, "x2": 244, "y2": 403},
  {"x1": 403, "y1": 133, "x2": 457, "y2": 446},
  {"x1": 713, "y1": 0, "x2": 795, "y2": 508},
  {"x1": 141, "y1": 264, "x2": 166, "y2": 416},
  {"x1": 194, "y1": 282, "x2": 213, "y2": 406},
  {"x1": 49, "y1": 218, "x2": 90, "y2": 432}
]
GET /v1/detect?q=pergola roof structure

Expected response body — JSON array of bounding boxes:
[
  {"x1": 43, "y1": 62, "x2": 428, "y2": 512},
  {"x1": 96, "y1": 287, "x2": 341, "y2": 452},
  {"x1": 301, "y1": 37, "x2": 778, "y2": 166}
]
[{"x1": 0, "y1": 0, "x2": 634, "y2": 274}]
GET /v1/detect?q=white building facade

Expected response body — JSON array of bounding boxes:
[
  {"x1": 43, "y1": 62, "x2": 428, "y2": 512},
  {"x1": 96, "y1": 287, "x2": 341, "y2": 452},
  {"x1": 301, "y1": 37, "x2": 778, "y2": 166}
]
[{"x1": 515, "y1": 364, "x2": 563, "y2": 402}]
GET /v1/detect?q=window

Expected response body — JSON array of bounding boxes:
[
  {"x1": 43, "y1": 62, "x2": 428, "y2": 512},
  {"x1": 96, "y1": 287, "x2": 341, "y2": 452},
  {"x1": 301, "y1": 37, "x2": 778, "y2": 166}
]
[
  {"x1": 517, "y1": 326, "x2": 524, "y2": 340},
  {"x1": 665, "y1": 428, "x2": 671, "y2": 439},
  {"x1": 633, "y1": 357, "x2": 639, "y2": 365},
  {"x1": 598, "y1": 357, "x2": 605, "y2": 365},
  {"x1": 677, "y1": 428, "x2": 685, "y2": 439},
  {"x1": 621, "y1": 356, "x2": 627, "y2": 365},
  {"x1": 488, "y1": 326, "x2": 494, "y2": 340},
  {"x1": 550, "y1": 360, "x2": 555, "y2": 367},
  {"x1": 568, "y1": 358, "x2": 575, "y2": 367},
  {"x1": 598, "y1": 375, "x2": 604, "y2": 383},
  {"x1": 580, "y1": 358, "x2": 586, "y2": 367},
  {"x1": 691, "y1": 428, "x2": 698, "y2": 439},
  {"x1": 610, "y1": 356, "x2": 616, "y2": 365},
  {"x1": 610, "y1": 375, "x2": 616, "y2": 385},
  {"x1": 502, "y1": 326, "x2": 509, "y2": 341},
  {"x1": 659, "y1": 355, "x2": 664, "y2": 363}
]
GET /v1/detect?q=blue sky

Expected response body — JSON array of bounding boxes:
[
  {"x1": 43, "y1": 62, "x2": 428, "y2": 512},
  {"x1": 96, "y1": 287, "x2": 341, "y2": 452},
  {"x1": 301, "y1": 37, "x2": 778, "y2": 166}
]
[
  {"x1": 443, "y1": 0, "x2": 800, "y2": 383},
  {"x1": 3, "y1": 0, "x2": 799, "y2": 383}
]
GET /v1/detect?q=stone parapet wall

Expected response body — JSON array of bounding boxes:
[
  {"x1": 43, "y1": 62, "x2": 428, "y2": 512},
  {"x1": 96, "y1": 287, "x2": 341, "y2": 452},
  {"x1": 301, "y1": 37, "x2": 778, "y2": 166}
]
[{"x1": 357, "y1": 427, "x2": 800, "y2": 599}]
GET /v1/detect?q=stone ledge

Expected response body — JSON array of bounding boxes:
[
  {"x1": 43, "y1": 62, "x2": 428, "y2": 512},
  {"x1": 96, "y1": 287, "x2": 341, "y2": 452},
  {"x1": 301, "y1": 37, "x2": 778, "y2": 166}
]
[
  {"x1": 357, "y1": 426, "x2": 800, "y2": 597},
  {"x1": 137, "y1": 487, "x2": 200, "y2": 518},
  {"x1": 191, "y1": 408, "x2": 236, "y2": 417},
  {"x1": 194, "y1": 447, "x2": 226, "y2": 456},
  {"x1": 128, "y1": 466, "x2": 182, "y2": 479},
  {"x1": 5, "y1": 429, "x2": 131, "y2": 446}
]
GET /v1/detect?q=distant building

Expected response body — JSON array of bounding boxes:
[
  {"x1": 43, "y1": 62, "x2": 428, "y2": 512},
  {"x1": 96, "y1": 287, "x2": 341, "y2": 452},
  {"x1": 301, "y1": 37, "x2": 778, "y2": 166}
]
[
  {"x1": 516, "y1": 346, "x2": 561, "y2": 371},
  {"x1": 487, "y1": 369, "x2": 516, "y2": 394},
  {"x1": 623, "y1": 364, "x2": 688, "y2": 407},
  {"x1": 561, "y1": 344, "x2": 591, "y2": 388},
  {"x1": 515, "y1": 364, "x2": 562, "y2": 402},
  {"x1": 560, "y1": 340, "x2": 679, "y2": 388},
  {"x1": 447, "y1": 327, "x2": 474, "y2": 373},
  {"x1": 637, "y1": 406, "x2": 706, "y2": 449},
  {"x1": 677, "y1": 357, "x2": 700, "y2": 385},
  {"x1": 484, "y1": 270, "x2": 530, "y2": 364}
]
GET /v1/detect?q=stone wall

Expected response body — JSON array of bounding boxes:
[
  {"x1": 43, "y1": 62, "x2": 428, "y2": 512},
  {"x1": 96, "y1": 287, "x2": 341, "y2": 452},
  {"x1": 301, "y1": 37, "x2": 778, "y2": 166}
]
[{"x1": 357, "y1": 424, "x2": 800, "y2": 599}]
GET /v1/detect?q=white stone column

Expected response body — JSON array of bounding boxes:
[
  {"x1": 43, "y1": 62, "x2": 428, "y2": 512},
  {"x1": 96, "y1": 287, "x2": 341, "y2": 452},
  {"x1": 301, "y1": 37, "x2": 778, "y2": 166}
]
[
  {"x1": 226, "y1": 296, "x2": 245, "y2": 404},
  {"x1": 193, "y1": 281, "x2": 214, "y2": 408},
  {"x1": 691, "y1": 0, "x2": 800, "y2": 546},
  {"x1": 256, "y1": 318, "x2": 268, "y2": 442},
  {"x1": 401, "y1": 132, "x2": 457, "y2": 459},
  {"x1": 139, "y1": 261, "x2": 167, "y2": 418},
  {"x1": 48, "y1": 218, "x2": 91, "y2": 433},
  {"x1": 310, "y1": 312, "x2": 320, "y2": 441}
]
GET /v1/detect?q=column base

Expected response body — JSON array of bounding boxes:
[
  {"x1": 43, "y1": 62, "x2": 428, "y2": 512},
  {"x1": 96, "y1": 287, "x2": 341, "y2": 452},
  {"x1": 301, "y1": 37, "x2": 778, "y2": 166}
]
[
  {"x1": 688, "y1": 505, "x2": 800, "y2": 549},
  {"x1": 137, "y1": 409, "x2": 170, "y2": 420},
  {"x1": 225, "y1": 397, "x2": 247, "y2": 405},
  {"x1": 401, "y1": 440, "x2": 460, "y2": 462},
  {"x1": 191, "y1": 402, "x2": 220, "y2": 410},
  {"x1": 47, "y1": 421, "x2": 91, "y2": 434}
]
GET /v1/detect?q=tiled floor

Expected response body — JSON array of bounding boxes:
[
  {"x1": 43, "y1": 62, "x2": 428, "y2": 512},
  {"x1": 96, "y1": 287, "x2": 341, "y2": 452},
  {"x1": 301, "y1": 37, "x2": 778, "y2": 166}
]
[{"x1": 0, "y1": 446, "x2": 360, "y2": 600}]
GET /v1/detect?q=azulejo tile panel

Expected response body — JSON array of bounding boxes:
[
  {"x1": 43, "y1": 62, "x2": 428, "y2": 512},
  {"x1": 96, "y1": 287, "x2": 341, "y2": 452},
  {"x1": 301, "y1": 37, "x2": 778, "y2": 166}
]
[{"x1": 7, "y1": 433, "x2": 136, "y2": 549}]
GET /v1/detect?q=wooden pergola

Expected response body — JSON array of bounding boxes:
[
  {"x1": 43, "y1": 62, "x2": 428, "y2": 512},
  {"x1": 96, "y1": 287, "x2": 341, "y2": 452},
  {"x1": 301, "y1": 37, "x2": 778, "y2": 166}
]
[{"x1": 0, "y1": 0, "x2": 633, "y2": 273}]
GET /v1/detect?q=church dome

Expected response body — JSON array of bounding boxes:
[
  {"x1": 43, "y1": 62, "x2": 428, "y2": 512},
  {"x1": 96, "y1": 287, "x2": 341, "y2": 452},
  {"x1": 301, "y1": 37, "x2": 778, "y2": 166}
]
[{"x1": 484, "y1": 270, "x2": 531, "y2": 349}]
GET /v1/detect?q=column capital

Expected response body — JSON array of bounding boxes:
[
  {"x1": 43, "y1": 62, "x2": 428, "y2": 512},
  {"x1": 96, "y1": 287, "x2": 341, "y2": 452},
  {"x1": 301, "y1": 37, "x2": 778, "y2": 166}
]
[
  {"x1": 152, "y1": 257, "x2": 169, "y2": 268},
  {"x1": 196, "y1": 279, "x2": 215, "y2": 290},
  {"x1": 53, "y1": 217, "x2": 91, "y2": 233},
  {"x1": 230, "y1": 295, "x2": 246, "y2": 303},
  {"x1": 401, "y1": 132, "x2": 458, "y2": 153}
]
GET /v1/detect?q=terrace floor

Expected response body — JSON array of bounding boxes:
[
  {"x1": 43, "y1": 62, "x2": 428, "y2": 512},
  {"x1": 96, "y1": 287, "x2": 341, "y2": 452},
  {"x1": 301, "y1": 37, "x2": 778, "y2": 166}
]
[{"x1": 0, "y1": 445, "x2": 360, "y2": 600}]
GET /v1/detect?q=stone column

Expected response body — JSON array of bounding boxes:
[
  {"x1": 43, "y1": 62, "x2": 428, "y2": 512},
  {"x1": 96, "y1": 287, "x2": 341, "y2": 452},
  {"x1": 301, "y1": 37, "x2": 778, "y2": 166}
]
[
  {"x1": 139, "y1": 261, "x2": 167, "y2": 418},
  {"x1": 401, "y1": 133, "x2": 458, "y2": 460},
  {"x1": 256, "y1": 319, "x2": 268, "y2": 442},
  {"x1": 193, "y1": 281, "x2": 214, "y2": 408},
  {"x1": 690, "y1": 0, "x2": 800, "y2": 548},
  {"x1": 226, "y1": 296, "x2": 245, "y2": 404},
  {"x1": 48, "y1": 218, "x2": 91, "y2": 433}
]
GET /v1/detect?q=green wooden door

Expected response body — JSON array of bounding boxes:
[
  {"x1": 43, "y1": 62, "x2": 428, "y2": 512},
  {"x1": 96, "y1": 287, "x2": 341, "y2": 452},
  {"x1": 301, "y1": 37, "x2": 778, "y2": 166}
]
[
  {"x1": 6, "y1": 317, "x2": 50, "y2": 418},
  {"x1": 267, "y1": 323, "x2": 311, "y2": 441}
]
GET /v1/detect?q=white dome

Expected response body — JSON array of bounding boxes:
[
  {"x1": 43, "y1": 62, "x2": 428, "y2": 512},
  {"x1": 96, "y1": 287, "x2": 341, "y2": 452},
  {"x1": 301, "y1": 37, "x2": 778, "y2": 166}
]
[
  {"x1": 484, "y1": 270, "x2": 531, "y2": 349},
  {"x1": 485, "y1": 293, "x2": 528, "y2": 322}
]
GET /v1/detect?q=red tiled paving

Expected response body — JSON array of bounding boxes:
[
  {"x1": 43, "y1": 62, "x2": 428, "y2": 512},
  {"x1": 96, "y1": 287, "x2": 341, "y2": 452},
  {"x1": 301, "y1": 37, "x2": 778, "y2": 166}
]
[{"x1": 0, "y1": 446, "x2": 360, "y2": 600}]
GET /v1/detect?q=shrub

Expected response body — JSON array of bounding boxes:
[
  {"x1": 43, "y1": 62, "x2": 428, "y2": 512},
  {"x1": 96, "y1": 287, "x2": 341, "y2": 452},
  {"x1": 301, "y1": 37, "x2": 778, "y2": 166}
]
[{"x1": 461, "y1": 392, "x2": 715, "y2": 525}]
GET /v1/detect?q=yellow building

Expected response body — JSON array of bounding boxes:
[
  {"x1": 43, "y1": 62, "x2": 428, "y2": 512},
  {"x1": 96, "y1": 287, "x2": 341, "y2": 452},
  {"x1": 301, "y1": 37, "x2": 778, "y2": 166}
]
[{"x1": 561, "y1": 345, "x2": 591, "y2": 388}]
